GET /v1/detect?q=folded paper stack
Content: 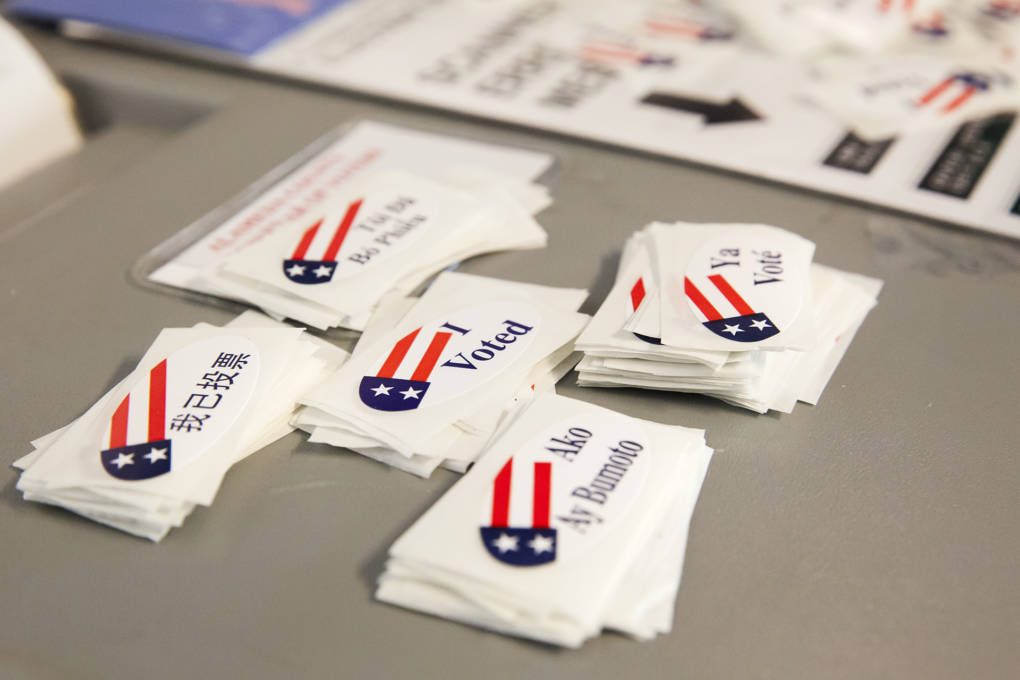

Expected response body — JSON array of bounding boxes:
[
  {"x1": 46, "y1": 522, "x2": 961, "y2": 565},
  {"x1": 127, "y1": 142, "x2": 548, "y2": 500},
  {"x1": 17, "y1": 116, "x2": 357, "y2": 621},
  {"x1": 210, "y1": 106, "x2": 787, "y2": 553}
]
[
  {"x1": 376, "y1": 393, "x2": 713, "y2": 647},
  {"x1": 576, "y1": 222, "x2": 882, "y2": 413},
  {"x1": 293, "y1": 272, "x2": 590, "y2": 478},
  {"x1": 202, "y1": 167, "x2": 550, "y2": 330},
  {"x1": 13, "y1": 312, "x2": 348, "y2": 541}
]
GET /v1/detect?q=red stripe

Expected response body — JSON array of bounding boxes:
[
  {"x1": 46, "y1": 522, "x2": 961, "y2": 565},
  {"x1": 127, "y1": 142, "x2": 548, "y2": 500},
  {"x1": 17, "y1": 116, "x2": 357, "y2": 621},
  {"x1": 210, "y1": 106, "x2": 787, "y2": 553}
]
[
  {"x1": 291, "y1": 220, "x2": 322, "y2": 260},
  {"x1": 491, "y1": 458, "x2": 512, "y2": 528},
  {"x1": 630, "y1": 277, "x2": 646, "y2": 312},
  {"x1": 918, "y1": 77, "x2": 954, "y2": 106},
  {"x1": 645, "y1": 20, "x2": 701, "y2": 35},
  {"x1": 878, "y1": 0, "x2": 891, "y2": 11},
  {"x1": 110, "y1": 395, "x2": 130, "y2": 449},
  {"x1": 582, "y1": 46, "x2": 639, "y2": 62},
  {"x1": 905, "y1": 0, "x2": 915, "y2": 11},
  {"x1": 532, "y1": 462, "x2": 551, "y2": 529},
  {"x1": 410, "y1": 332, "x2": 451, "y2": 382},
  {"x1": 377, "y1": 328, "x2": 420, "y2": 379},
  {"x1": 708, "y1": 274, "x2": 755, "y2": 316},
  {"x1": 148, "y1": 359, "x2": 167, "y2": 442},
  {"x1": 684, "y1": 277, "x2": 722, "y2": 321},
  {"x1": 322, "y1": 198, "x2": 363, "y2": 262},
  {"x1": 942, "y1": 86, "x2": 976, "y2": 113}
]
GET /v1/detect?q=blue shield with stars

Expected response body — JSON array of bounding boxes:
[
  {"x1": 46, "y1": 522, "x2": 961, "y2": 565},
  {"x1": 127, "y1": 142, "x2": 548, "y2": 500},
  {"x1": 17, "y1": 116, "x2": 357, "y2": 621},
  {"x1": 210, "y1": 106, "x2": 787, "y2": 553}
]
[
  {"x1": 703, "y1": 312, "x2": 780, "y2": 343},
  {"x1": 283, "y1": 259, "x2": 337, "y2": 285},
  {"x1": 100, "y1": 439, "x2": 172, "y2": 481},
  {"x1": 358, "y1": 376, "x2": 430, "y2": 412},
  {"x1": 479, "y1": 527, "x2": 557, "y2": 567}
]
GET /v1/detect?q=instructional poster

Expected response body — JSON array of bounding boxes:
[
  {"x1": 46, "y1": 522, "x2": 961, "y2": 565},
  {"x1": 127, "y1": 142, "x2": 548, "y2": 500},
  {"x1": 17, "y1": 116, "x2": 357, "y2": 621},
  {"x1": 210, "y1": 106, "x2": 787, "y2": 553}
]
[
  {"x1": 15, "y1": 0, "x2": 1020, "y2": 239},
  {"x1": 251, "y1": 0, "x2": 1020, "y2": 241}
]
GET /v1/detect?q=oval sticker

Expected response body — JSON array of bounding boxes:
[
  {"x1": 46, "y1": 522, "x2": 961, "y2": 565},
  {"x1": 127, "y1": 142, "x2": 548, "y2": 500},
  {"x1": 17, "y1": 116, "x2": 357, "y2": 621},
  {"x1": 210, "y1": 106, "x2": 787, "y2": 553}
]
[
  {"x1": 478, "y1": 412, "x2": 651, "y2": 567},
  {"x1": 683, "y1": 231, "x2": 810, "y2": 342},
  {"x1": 359, "y1": 301, "x2": 541, "y2": 412},
  {"x1": 282, "y1": 189, "x2": 436, "y2": 285},
  {"x1": 99, "y1": 336, "x2": 260, "y2": 480}
]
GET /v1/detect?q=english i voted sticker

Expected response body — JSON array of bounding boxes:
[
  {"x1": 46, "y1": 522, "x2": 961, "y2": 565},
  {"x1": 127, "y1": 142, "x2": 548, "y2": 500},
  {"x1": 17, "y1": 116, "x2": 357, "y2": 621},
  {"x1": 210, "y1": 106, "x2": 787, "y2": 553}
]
[
  {"x1": 479, "y1": 413, "x2": 650, "y2": 568},
  {"x1": 99, "y1": 336, "x2": 259, "y2": 480},
  {"x1": 282, "y1": 190, "x2": 434, "y2": 285},
  {"x1": 682, "y1": 228, "x2": 812, "y2": 344},
  {"x1": 358, "y1": 301, "x2": 540, "y2": 412}
]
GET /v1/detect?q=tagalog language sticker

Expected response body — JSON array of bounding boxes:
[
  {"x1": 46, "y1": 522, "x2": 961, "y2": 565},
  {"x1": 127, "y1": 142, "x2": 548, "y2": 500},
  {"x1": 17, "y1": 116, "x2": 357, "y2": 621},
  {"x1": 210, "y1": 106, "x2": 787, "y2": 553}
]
[
  {"x1": 99, "y1": 336, "x2": 260, "y2": 480},
  {"x1": 358, "y1": 301, "x2": 542, "y2": 413},
  {"x1": 682, "y1": 233, "x2": 808, "y2": 342},
  {"x1": 479, "y1": 413, "x2": 650, "y2": 567}
]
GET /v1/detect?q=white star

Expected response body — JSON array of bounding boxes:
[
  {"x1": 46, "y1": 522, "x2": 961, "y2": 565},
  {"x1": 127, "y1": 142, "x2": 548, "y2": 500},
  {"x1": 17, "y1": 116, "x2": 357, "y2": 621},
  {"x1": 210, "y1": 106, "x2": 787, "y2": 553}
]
[
  {"x1": 371, "y1": 383, "x2": 392, "y2": 397},
  {"x1": 492, "y1": 533, "x2": 519, "y2": 553},
  {"x1": 144, "y1": 447, "x2": 168, "y2": 463},
  {"x1": 722, "y1": 323, "x2": 743, "y2": 336},
  {"x1": 111, "y1": 452, "x2": 134, "y2": 469},
  {"x1": 528, "y1": 534, "x2": 555, "y2": 554},
  {"x1": 286, "y1": 263, "x2": 306, "y2": 277},
  {"x1": 750, "y1": 318, "x2": 772, "y2": 331},
  {"x1": 400, "y1": 386, "x2": 422, "y2": 400},
  {"x1": 313, "y1": 264, "x2": 333, "y2": 278}
]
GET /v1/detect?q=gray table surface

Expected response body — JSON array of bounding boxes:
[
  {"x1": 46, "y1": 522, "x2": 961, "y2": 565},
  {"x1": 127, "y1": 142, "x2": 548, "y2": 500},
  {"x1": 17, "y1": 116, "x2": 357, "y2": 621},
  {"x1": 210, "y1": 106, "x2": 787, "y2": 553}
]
[{"x1": 2, "y1": 24, "x2": 1018, "y2": 680}]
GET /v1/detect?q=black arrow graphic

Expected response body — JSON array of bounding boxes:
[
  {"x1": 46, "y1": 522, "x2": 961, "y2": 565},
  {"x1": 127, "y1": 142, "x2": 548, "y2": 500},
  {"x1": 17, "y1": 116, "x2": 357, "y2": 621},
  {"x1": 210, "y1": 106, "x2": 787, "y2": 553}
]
[{"x1": 640, "y1": 92, "x2": 761, "y2": 124}]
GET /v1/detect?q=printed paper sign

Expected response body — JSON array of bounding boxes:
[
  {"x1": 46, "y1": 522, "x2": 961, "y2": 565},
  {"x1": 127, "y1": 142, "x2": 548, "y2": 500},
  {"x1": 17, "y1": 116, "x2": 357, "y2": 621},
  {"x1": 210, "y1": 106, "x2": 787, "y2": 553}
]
[{"x1": 14, "y1": 1, "x2": 1020, "y2": 239}]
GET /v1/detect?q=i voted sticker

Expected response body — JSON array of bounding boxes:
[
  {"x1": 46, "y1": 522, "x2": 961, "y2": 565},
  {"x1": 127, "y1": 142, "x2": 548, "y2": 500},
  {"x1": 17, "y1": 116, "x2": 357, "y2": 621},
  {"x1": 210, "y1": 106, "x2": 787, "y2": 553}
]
[
  {"x1": 282, "y1": 190, "x2": 435, "y2": 285},
  {"x1": 683, "y1": 230, "x2": 810, "y2": 342},
  {"x1": 359, "y1": 301, "x2": 541, "y2": 412},
  {"x1": 479, "y1": 413, "x2": 650, "y2": 567},
  {"x1": 99, "y1": 337, "x2": 260, "y2": 480}
]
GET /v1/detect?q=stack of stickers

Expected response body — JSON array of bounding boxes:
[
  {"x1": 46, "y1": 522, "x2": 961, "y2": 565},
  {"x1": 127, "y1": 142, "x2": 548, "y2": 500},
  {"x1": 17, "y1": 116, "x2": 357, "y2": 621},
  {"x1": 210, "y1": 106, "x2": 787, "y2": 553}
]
[
  {"x1": 293, "y1": 272, "x2": 590, "y2": 478},
  {"x1": 376, "y1": 393, "x2": 713, "y2": 647},
  {"x1": 576, "y1": 222, "x2": 882, "y2": 413},
  {"x1": 13, "y1": 312, "x2": 348, "y2": 541},
  {"x1": 202, "y1": 168, "x2": 550, "y2": 331}
]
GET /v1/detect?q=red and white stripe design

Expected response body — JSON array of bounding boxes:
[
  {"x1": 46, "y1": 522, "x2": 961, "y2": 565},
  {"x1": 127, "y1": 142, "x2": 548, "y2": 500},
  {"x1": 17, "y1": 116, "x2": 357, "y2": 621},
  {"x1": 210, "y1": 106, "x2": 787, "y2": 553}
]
[
  {"x1": 917, "y1": 77, "x2": 978, "y2": 113},
  {"x1": 375, "y1": 327, "x2": 452, "y2": 383},
  {"x1": 489, "y1": 457, "x2": 552, "y2": 530},
  {"x1": 107, "y1": 359, "x2": 168, "y2": 449},
  {"x1": 580, "y1": 41, "x2": 650, "y2": 64},
  {"x1": 684, "y1": 274, "x2": 756, "y2": 322},
  {"x1": 290, "y1": 198, "x2": 363, "y2": 262},
  {"x1": 644, "y1": 15, "x2": 719, "y2": 38}
]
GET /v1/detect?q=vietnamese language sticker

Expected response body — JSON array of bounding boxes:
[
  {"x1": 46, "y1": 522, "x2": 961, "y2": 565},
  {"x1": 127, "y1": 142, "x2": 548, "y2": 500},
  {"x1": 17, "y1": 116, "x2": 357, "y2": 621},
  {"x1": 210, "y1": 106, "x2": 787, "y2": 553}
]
[
  {"x1": 358, "y1": 301, "x2": 541, "y2": 412},
  {"x1": 479, "y1": 412, "x2": 650, "y2": 567},
  {"x1": 281, "y1": 189, "x2": 436, "y2": 285},
  {"x1": 99, "y1": 336, "x2": 260, "y2": 480}
]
